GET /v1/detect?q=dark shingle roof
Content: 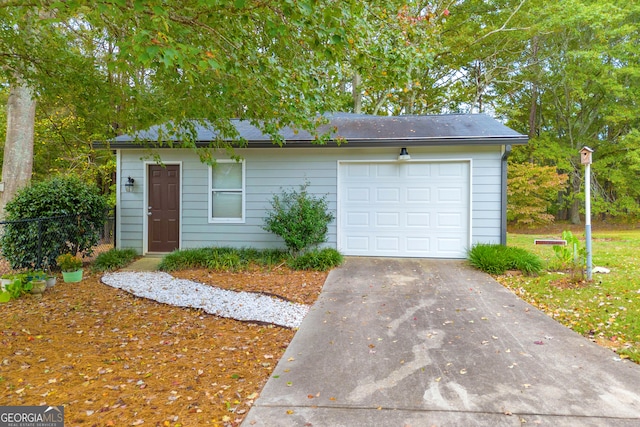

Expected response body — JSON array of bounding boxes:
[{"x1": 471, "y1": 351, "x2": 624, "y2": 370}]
[{"x1": 107, "y1": 113, "x2": 527, "y2": 148}]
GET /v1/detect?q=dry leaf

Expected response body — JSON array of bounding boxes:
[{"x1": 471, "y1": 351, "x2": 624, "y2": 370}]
[{"x1": 0, "y1": 266, "x2": 329, "y2": 427}]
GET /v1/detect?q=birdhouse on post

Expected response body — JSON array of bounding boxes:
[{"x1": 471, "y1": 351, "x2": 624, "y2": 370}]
[
  {"x1": 580, "y1": 146, "x2": 594, "y2": 280},
  {"x1": 580, "y1": 146, "x2": 594, "y2": 165}
]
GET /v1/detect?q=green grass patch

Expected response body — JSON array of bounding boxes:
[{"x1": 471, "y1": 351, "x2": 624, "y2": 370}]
[
  {"x1": 500, "y1": 229, "x2": 640, "y2": 364},
  {"x1": 287, "y1": 248, "x2": 344, "y2": 271},
  {"x1": 468, "y1": 244, "x2": 543, "y2": 275},
  {"x1": 92, "y1": 248, "x2": 138, "y2": 272},
  {"x1": 158, "y1": 247, "x2": 343, "y2": 272}
]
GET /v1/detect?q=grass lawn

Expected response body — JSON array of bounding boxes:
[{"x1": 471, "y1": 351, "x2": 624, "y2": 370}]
[{"x1": 498, "y1": 228, "x2": 640, "y2": 363}]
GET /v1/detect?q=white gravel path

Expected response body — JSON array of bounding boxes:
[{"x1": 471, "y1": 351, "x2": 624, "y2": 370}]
[{"x1": 101, "y1": 271, "x2": 310, "y2": 328}]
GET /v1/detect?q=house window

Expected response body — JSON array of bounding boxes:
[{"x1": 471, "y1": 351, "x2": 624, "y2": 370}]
[{"x1": 209, "y1": 160, "x2": 245, "y2": 223}]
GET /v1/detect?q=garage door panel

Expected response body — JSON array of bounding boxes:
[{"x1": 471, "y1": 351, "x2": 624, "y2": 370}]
[
  {"x1": 346, "y1": 164, "x2": 371, "y2": 177},
  {"x1": 377, "y1": 188, "x2": 400, "y2": 202},
  {"x1": 340, "y1": 161, "x2": 469, "y2": 258},
  {"x1": 407, "y1": 163, "x2": 432, "y2": 177},
  {"x1": 376, "y1": 212, "x2": 400, "y2": 227},
  {"x1": 347, "y1": 187, "x2": 370, "y2": 201},
  {"x1": 406, "y1": 212, "x2": 430, "y2": 227},
  {"x1": 437, "y1": 188, "x2": 464, "y2": 203},
  {"x1": 346, "y1": 212, "x2": 370, "y2": 226},
  {"x1": 437, "y1": 237, "x2": 465, "y2": 254},
  {"x1": 407, "y1": 187, "x2": 431, "y2": 202},
  {"x1": 345, "y1": 236, "x2": 370, "y2": 251},
  {"x1": 407, "y1": 237, "x2": 431, "y2": 252},
  {"x1": 376, "y1": 164, "x2": 400, "y2": 177},
  {"x1": 438, "y1": 163, "x2": 464, "y2": 177},
  {"x1": 437, "y1": 212, "x2": 462, "y2": 228},
  {"x1": 375, "y1": 236, "x2": 400, "y2": 251}
]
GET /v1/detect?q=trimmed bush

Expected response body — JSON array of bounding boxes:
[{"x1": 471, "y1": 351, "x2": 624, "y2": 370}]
[
  {"x1": 263, "y1": 183, "x2": 334, "y2": 255},
  {"x1": 468, "y1": 244, "x2": 542, "y2": 275},
  {"x1": 159, "y1": 247, "x2": 289, "y2": 272},
  {"x1": 287, "y1": 248, "x2": 343, "y2": 271},
  {"x1": 93, "y1": 248, "x2": 138, "y2": 272},
  {"x1": 1, "y1": 176, "x2": 108, "y2": 270}
]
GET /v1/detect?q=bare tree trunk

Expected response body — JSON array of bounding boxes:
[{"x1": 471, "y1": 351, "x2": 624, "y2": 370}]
[
  {"x1": 352, "y1": 72, "x2": 362, "y2": 114},
  {"x1": 528, "y1": 83, "x2": 538, "y2": 138},
  {"x1": 0, "y1": 79, "x2": 36, "y2": 218},
  {"x1": 528, "y1": 36, "x2": 539, "y2": 139}
]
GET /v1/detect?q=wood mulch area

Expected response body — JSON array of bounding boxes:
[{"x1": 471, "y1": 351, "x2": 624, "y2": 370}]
[{"x1": 0, "y1": 266, "x2": 328, "y2": 427}]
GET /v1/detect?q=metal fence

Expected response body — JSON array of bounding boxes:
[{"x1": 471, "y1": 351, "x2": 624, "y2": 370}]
[{"x1": 0, "y1": 209, "x2": 115, "y2": 274}]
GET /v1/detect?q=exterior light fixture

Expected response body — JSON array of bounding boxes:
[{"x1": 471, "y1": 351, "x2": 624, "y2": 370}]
[
  {"x1": 125, "y1": 176, "x2": 135, "y2": 193},
  {"x1": 398, "y1": 147, "x2": 411, "y2": 161}
]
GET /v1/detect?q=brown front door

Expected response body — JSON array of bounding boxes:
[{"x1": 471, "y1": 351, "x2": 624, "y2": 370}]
[{"x1": 148, "y1": 164, "x2": 180, "y2": 252}]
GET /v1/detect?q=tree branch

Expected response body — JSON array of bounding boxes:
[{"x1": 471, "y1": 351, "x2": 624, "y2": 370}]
[{"x1": 472, "y1": 0, "x2": 529, "y2": 45}]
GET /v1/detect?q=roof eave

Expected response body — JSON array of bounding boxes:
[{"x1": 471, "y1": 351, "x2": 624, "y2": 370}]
[{"x1": 98, "y1": 136, "x2": 528, "y2": 150}]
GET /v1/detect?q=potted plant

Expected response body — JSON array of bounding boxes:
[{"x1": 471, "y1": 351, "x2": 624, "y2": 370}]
[
  {"x1": 1, "y1": 273, "x2": 14, "y2": 291},
  {"x1": 56, "y1": 253, "x2": 84, "y2": 283},
  {"x1": 0, "y1": 275, "x2": 32, "y2": 303},
  {"x1": 30, "y1": 277, "x2": 47, "y2": 296},
  {"x1": 46, "y1": 274, "x2": 57, "y2": 288},
  {"x1": 25, "y1": 270, "x2": 47, "y2": 296}
]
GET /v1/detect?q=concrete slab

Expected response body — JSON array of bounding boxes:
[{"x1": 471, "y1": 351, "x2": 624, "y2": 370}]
[
  {"x1": 243, "y1": 258, "x2": 640, "y2": 426},
  {"x1": 120, "y1": 256, "x2": 163, "y2": 272}
]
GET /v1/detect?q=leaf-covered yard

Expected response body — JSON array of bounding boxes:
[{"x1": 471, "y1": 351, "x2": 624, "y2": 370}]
[
  {"x1": 499, "y1": 227, "x2": 640, "y2": 363},
  {"x1": 0, "y1": 267, "x2": 327, "y2": 427}
]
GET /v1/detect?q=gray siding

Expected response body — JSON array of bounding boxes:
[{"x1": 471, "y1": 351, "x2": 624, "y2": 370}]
[{"x1": 117, "y1": 145, "x2": 503, "y2": 254}]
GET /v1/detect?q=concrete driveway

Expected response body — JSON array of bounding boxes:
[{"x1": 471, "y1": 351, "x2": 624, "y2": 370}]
[{"x1": 242, "y1": 258, "x2": 640, "y2": 426}]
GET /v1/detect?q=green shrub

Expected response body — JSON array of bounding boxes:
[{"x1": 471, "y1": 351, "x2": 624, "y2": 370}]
[
  {"x1": 1, "y1": 176, "x2": 108, "y2": 270},
  {"x1": 159, "y1": 247, "x2": 290, "y2": 272},
  {"x1": 159, "y1": 248, "x2": 214, "y2": 271},
  {"x1": 263, "y1": 183, "x2": 334, "y2": 255},
  {"x1": 287, "y1": 248, "x2": 343, "y2": 271},
  {"x1": 159, "y1": 246, "x2": 343, "y2": 272},
  {"x1": 93, "y1": 248, "x2": 138, "y2": 272},
  {"x1": 206, "y1": 248, "x2": 247, "y2": 272},
  {"x1": 254, "y1": 249, "x2": 289, "y2": 267},
  {"x1": 468, "y1": 244, "x2": 542, "y2": 275}
]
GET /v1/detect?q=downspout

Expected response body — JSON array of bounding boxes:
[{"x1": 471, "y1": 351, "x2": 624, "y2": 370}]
[
  {"x1": 500, "y1": 145, "x2": 512, "y2": 245},
  {"x1": 115, "y1": 149, "x2": 121, "y2": 250}
]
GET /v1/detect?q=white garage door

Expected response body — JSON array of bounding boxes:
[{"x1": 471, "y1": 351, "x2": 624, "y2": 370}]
[{"x1": 339, "y1": 161, "x2": 470, "y2": 258}]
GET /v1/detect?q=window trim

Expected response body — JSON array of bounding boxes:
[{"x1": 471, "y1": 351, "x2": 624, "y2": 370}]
[{"x1": 208, "y1": 160, "x2": 246, "y2": 224}]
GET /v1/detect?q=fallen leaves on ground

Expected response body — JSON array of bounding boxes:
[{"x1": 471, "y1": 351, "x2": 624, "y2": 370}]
[{"x1": 0, "y1": 267, "x2": 327, "y2": 427}]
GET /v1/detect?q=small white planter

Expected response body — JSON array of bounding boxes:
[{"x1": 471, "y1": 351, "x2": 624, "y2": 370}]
[{"x1": 1, "y1": 278, "x2": 13, "y2": 291}]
